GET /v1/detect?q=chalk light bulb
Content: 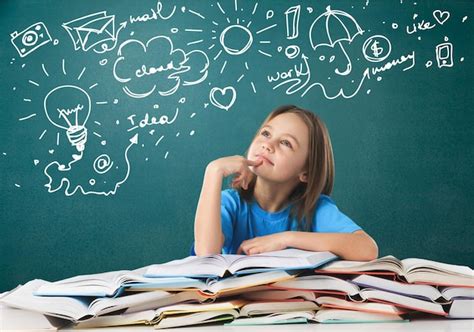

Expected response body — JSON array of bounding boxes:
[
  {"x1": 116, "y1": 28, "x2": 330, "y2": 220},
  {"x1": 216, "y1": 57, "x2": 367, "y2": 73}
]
[{"x1": 44, "y1": 85, "x2": 91, "y2": 152}]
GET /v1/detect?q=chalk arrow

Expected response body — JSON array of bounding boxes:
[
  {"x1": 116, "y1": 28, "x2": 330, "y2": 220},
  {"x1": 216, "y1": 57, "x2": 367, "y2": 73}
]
[{"x1": 130, "y1": 133, "x2": 138, "y2": 145}]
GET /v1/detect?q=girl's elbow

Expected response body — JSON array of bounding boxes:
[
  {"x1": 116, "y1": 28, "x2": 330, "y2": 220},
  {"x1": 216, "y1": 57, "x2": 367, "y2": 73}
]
[{"x1": 364, "y1": 237, "x2": 379, "y2": 261}]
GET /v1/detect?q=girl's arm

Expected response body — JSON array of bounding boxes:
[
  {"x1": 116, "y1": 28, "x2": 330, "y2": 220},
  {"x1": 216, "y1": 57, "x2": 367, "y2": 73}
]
[
  {"x1": 237, "y1": 230, "x2": 378, "y2": 261},
  {"x1": 286, "y1": 230, "x2": 379, "y2": 261},
  {"x1": 194, "y1": 156, "x2": 263, "y2": 256},
  {"x1": 193, "y1": 164, "x2": 225, "y2": 256}
]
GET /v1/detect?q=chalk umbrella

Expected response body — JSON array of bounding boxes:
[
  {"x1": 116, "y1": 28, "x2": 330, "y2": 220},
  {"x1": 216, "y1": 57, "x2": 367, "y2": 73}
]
[{"x1": 309, "y1": 6, "x2": 364, "y2": 76}]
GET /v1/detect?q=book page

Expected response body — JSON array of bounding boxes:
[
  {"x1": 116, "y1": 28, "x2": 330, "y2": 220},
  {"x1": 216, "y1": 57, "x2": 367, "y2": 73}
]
[
  {"x1": 145, "y1": 255, "x2": 229, "y2": 278},
  {"x1": 0, "y1": 280, "x2": 91, "y2": 322},
  {"x1": 402, "y1": 258, "x2": 474, "y2": 276}
]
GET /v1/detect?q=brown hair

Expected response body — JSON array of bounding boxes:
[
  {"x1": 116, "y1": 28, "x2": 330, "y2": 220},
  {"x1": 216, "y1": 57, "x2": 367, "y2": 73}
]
[{"x1": 233, "y1": 105, "x2": 335, "y2": 231}]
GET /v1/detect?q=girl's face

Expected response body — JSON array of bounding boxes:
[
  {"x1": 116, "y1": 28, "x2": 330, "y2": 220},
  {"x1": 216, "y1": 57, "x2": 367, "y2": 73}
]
[{"x1": 248, "y1": 112, "x2": 309, "y2": 184}]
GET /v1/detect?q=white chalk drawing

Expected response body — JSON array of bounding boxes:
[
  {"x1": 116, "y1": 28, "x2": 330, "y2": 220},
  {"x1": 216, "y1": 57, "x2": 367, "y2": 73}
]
[
  {"x1": 128, "y1": 1, "x2": 176, "y2": 25},
  {"x1": 93, "y1": 154, "x2": 114, "y2": 174},
  {"x1": 113, "y1": 36, "x2": 209, "y2": 98},
  {"x1": 10, "y1": 22, "x2": 52, "y2": 57},
  {"x1": 288, "y1": 46, "x2": 301, "y2": 60},
  {"x1": 433, "y1": 10, "x2": 450, "y2": 25},
  {"x1": 406, "y1": 14, "x2": 436, "y2": 35},
  {"x1": 186, "y1": 1, "x2": 276, "y2": 94},
  {"x1": 362, "y1": 35, "x2": 391, "y2": 62},
  {"x1": 285, "y1": 5, "x2": 300, "y2": 39},
  {"x1": 268, "y1": 53, "x2": 311, "y2": 95},
  {"x1": 309, "y1": 6, "x2": 364, "y2": 76},
  {"x1": 209, "y1": 86, "x2": 236, "y2": 111},
  {"x1": 43, "y1": 85, "x2": 91, "y2": 153},
  {"x1": 44, "y1": 134, "x2": 138, "y2": 196},
  {"x1": 436, "y1": 37, "x2": 453, "y2": 68},
  {"x1": 62, "y1": 11, "x2": 127, "y2": 53},
  {"x1": 126, "y1": 107, "x2": 179, "y2": 132},
  {"x1": 6, "y1": 2, "x2": 468, "y2": 195}
]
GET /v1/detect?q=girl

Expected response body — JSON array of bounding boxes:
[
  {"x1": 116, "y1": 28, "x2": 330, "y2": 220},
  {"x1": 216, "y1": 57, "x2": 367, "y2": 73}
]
[{"x1": 193, "y1": 105, "x2": 378, "y2": 261}]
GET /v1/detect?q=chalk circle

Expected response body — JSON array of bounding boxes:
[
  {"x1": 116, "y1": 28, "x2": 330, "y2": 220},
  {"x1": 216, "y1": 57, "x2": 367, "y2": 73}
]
[
  {"x1": 99, "y1": 59, "x2": 108, "y2": 66},
  {"x1": 425, "y1": 61, "x2": 432, "y2": 68},
  {"x1": 319, "y1": 55, "x2": 325, "y2": 61},
  {"x1": 113, "y1": 99, "x2": 118, "y2": 104},
  {"x1": 307, "y1": 7, "x2": 313, "y2": 14},
  {"x1": 362, "y1": 35, "x2": 391, "y2": 62},
  {"x1": 179, "y1": 97, "x2": 186, "y2": 104},
  {"x1": 171, "y1": 28, "x2": 178, "y2": 34},
  {"x1": 392, "y1": 23, "x2": 398, "y2": 29},
  {"x1": 53, "y1": 39, "x2": 59, "y2": 45},
  {"x1": 285, "y1": 45, "x2": 300, "y2": 59},
  {"x1": 89, "y1": 179, "x2": 96, "y2": 185},
  {"x1": 101, "y1": 140, "x2": 107, "y2": 146},
  {"x1": 93, "y1": 154, "x2": 114, "y2": 174},
  {"x1": 266, "y1": 10, "x2": 274, "y2": 20},
  {"x1": 220, "y1": 25, "x2": 253, "y2": 55},
  {"x1": 153, "y1": 104, "x2": 159, "y2": 109},
  {"x1": 329, "y1": 55, "x2": 335, "y2": 63},
  {"x1": 277, "y1": 46, "x2": 283, "y2": 52}
]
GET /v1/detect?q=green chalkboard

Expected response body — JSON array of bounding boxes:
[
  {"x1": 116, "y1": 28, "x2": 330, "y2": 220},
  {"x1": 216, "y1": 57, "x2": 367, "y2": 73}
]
[{"x1": 1, "y1": 0, "x2": 473, "y2": 292}]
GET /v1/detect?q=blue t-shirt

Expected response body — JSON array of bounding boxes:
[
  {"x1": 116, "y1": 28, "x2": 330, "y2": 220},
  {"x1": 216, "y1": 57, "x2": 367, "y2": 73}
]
[{"x1": 192, "y1": 189, "x2": 362, "y2": 255}]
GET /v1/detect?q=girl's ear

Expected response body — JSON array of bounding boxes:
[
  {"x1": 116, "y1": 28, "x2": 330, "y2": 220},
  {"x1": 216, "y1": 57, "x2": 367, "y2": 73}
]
[{"x1": 299, "y1": 172, "x2": 308, "y2": 183}]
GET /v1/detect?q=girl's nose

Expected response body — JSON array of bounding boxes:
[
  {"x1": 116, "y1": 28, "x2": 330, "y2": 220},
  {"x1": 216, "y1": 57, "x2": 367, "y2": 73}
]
[{"x1": 261, "y1": 142, "x2": 273, "y2": 153}]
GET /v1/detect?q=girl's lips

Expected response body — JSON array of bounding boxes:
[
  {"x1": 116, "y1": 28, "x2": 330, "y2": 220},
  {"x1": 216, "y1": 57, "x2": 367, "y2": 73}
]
[{"x1": 256, "y1": 155, "x2": 274, "y2": 166}]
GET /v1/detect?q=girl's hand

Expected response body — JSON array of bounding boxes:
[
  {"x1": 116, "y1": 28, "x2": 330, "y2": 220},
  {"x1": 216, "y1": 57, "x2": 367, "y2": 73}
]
[
  {"x1": 207, "y1": 155, "x2": 263, "y2": 190},
  {"x1": 237, "y1": 232, "x2": 290, "y2": 255}
]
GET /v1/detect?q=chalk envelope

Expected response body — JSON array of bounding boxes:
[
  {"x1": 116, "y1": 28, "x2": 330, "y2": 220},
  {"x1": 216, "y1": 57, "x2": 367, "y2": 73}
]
[{"x1": 62, "y1": 11, "x2": 116, "y2": 51}]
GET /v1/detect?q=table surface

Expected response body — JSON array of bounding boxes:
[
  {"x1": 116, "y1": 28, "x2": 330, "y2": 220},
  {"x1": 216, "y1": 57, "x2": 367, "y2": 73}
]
[{"x1": 66, "y1": 321, "x2": 473, "y2": 332}]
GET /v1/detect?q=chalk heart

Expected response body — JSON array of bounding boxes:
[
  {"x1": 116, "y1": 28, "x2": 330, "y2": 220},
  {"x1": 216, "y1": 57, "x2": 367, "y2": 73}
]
[
  {"x1": 209, "y1": 86, "x2": 236, "y2": 111},
  {"x1": 433, "y1": 10, "x2": 450, "y2": 25}
]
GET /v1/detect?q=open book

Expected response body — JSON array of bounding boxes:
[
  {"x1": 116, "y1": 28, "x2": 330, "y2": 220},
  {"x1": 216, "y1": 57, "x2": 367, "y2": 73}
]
[
  {"x1": 269, "y1": 275, "x2": 361, "y2": 296},
  {"x1": 145, "y1": 249, "x2": 337, "y2": 278},
  {"x1": 0, "y1": 279, "x2": 212, "y2": 323},
  {"x1": 75, "y1": 300, "x2": 246, "y2": 328},
  {"x1": 318, "y1": 255, "x2": 474, "y2": 286},
  {"x1": 448, "y1": 299, "x2": 474, "y2": 318},
  {"x1": 34, "y1": 268, "x2": 164, "y2": 297},
  {"x1": 127, "y1": 270, "x2": 293, "y2": 297},
  {"x1": 351, "y1": 274, "x2": 456, "y2": 303},
  {"x1": 227, "y1": 308, "x2": 407, "y2": 325},
  {"x1": 353, "y1": 288, "x2": 448, "y2": 316}
]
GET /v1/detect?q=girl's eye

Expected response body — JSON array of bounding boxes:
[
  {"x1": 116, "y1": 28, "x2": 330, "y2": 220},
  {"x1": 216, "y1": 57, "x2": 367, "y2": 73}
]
[
  {"x1": 261, "y1": 130, "x2": 270, "y2": 137},
  {"x1": 281, "y1": 140, "x2": 293, "y2": 148}
]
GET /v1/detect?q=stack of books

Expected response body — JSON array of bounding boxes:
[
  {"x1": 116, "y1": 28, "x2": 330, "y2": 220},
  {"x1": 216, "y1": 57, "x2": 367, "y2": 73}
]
[{"x1": 1, "y1": 249, "x2": 473, "y2": 329}]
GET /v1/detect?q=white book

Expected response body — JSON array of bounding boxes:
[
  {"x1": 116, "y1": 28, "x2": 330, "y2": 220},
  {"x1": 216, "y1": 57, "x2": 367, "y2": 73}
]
[
  {"x1": 448, "y1": 299, "x2": 474, "y2": 318},
  {"x1": 312, "y1": 308, "x2": 407, "y2": 324},
  {"x1": 320, "y1": 256, "x2": 474, "y2": 286},
  {"x1": 228, "y1": 309, "x2": 406, "y2": 325},
  {"x1": 0, "y1": 279, "x2": 210, "y2": 323},
  {"x1": 145, "y1": 249, "x2": 337, "y2": 278},
  {"x1": 239, "y1": 300, "x2": 319, "y2": 317},
  {"x1": 155, "y1": 310, "x2": 239, "y2": 329},
  {"x1": 128, "y1": 270, "x2": 294, "y2": 296},
  {"x1": 355, "y1": 288, "x2": 447, "y2": 316},
  {"x1": 315, "y1": 296, "x2": 408, "y2": 315},
  {"x1": 270, "y1": 274, "x2": 361, "y2": 296},
  {"x1": 439, "y1": 286, "x2": 474, "y2": 300},
  {"x1": 351, "y1": 274, "x2": 445, "y2": 302},
  {"x1": 75, "y1": 300, "x2": 246, "y2": 328},
  {"x1": 34, "y1": 268, "x2": 165, "y2": 297}
]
